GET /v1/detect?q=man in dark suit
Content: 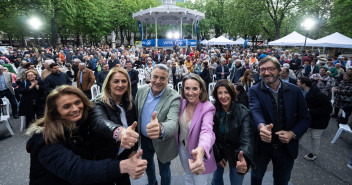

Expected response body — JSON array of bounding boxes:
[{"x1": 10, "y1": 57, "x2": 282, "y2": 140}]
[
  {"x1": 108, "y1": 54, "x2": 119, "y2": 69},
  {"x1": 96, "y1": 63, "x2": 109, "y2": 89},
  {"x1": 215, "y1": 58, "x2": 230, "y2": 81},
  {"x1": 280, "y1": 67, "x2": 297, "y2": 85},
  {"x1": 125, "y1": 61, "x2": 139, "y2": 99},
  {"x1": 249, "y1": 56, "x2": 310, "y2": 185},
  {"x1": 290, "y1": 53, "x2": 301, "y2": 73},
  {"x1": 154, "y1": 51, "x2": 163, "y2": 64},
  {"x1": 304, "y1": 60, "x2": 320, "y2": 76}
]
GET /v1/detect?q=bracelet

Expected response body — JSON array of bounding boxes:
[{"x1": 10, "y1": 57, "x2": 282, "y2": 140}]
[{"x1": 113, "y1": 126, "x2": 123, "y2": 142}]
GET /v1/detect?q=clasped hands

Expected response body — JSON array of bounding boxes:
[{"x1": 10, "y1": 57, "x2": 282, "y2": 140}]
[{"x1": 259, "y1": 123, "x2": 295, "y2": 143}]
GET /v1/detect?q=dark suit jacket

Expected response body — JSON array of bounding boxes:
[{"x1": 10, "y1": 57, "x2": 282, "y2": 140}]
[
  {"x1": 304, "y1": 65, "x2": 319, "y2": 76},
  {"x1": 248, "y1": 80, "x2": 311, "y2": 159},
  {"x1": 215, "y1": 65, "x2": 230, "y2": 81},
  {"x1": 128, "y1": 69, "x2": 139, "y2": 98}
]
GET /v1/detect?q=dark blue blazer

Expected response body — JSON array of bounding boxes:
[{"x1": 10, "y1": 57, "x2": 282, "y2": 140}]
[
  {"x1": 304, "y1": 65, "x2": 319, "y2": 76},
  {"x1": 215, "y1": 65, "x2": 230, "y2": 81},
  {"x1": 248, "y1": 80, "x2": 311, "y2": 159}
]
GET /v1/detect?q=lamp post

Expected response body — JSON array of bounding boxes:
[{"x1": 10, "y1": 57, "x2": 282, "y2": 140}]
[
  {"x1": 28, "y1": 16, "x2": 42, "y2": 47},
  {"x1": 301, "y1": 18, "x2": 315, "y2": 54}
]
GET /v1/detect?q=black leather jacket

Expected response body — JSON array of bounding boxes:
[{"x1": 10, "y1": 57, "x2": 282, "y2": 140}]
[
  {"x1": 213, "y1": 101, "x2": 254, "y2": 168},
  {"x1": 89, "y1": 96, "x2": 138, "y2": 161}
]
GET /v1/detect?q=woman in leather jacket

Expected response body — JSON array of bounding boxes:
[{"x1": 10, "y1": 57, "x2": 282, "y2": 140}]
[
  {"x1": 26, "y1": 85, "x2": 146, "y2": 185},
  {"x1": 89, "y1": 67, "x2": 139, "y2": 185},
  {"x1": 211, "y1": 80, "x2": 254, "y2": 185}
]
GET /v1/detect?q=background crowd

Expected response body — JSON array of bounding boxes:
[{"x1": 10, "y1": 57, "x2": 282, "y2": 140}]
[{"x1": 0, "y1": 43, "x2": 352, "y2": 185}]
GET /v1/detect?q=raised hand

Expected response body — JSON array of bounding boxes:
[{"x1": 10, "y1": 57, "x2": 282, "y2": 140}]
[
  {"x1": 259, "y1": 123, "x2": 273, "y2": 143},
  {"x1": 275, "y1": 130, "x2": 295, "y2": 143},
  {"x1": 146, "y1": 111, "x2": 161, "y2": 139},
  {"x1": 120, "y1": 121, "x2": 139, "y2": 149},
  {"x1": 236, "y1": 151, "x2": 247, "y2": 174},
  {"x1": 188, "y1": 146, "x2": 205, "y2": 175},
  {"x1": 120, "y1": 150, "x2": 147, "y2": 179}
]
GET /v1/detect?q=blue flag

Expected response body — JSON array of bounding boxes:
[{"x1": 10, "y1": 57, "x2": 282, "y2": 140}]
[
  {"x1": 195, "y1": 20, "x2": 199, "y2": 37},
  {"x1": 138, "y1": 21, "x2": 143, "y2": 38},
  {"x1": 244, "y1": 37, "x2": 249, "y2": 49}
]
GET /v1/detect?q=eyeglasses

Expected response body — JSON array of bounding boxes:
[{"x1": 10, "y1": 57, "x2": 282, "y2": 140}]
[{"x1": 259, "y1": 67, "x2": 276, "y2": 73}]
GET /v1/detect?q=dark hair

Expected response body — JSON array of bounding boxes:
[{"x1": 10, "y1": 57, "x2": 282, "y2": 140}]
[
  {"x1": 50, "y1": 63, "x2": 59, "y2": 68},
  {"x1": 125, "y1": 60, "x2": 132, "y2": 65},
  {"x1": 259, "y1": 56, "x2": 281, "y2": 72},
  {"x1": 212, "y1": 79, "x2": 236, "y2": 110},
  {"x1": 235, "y1": 84, "x2": 246, "y2": 93},
  {"x1": 298, "y1": 76, "x2": 312, "y2": 87},
  {"x1": 181, "y1": 74, "x2": 208, "y2": 102},
  {"x1": 203, "y1": 61, "x2": 208, "y2": 68}
]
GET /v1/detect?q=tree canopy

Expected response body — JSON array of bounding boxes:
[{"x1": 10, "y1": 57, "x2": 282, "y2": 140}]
[{"x1": 0, "y1": 0, "x2": 350, "y2": 47}]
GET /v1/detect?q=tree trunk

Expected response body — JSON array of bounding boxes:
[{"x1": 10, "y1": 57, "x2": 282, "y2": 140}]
[
  {"x1": 274, "y1": 23, "x2": 280, "y2": 40},
  {"x1": 8, "y1": 34, "x2": 13, "y2": 46},
  {"x1": 133, "y1": 31, "x2": 137, "y2": 44},
  {"x1": 120, "y1": 27, "x2": 124, "y2": 46},
  {"x1": 51, "y1": 18, "x2": 57, "y2": 49}
]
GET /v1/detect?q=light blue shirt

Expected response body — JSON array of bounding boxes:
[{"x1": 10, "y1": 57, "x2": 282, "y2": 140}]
[
  {"x1": 264, "y1": 81, "x2": 281, "y2": 94},
  {"x1": 141, "y1": 87, "x2": 165, "y2": 137},
  {"x1": 0, "y1": 74, "x2": 7, "y2": 91},
  {"x1": 80, "y1": 69, "x2": 85, "y2": 85}
]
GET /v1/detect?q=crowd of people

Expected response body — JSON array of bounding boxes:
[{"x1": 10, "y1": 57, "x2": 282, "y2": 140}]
[{"x1": 0, "y1": 44, "x2": 352, "y2": 185}]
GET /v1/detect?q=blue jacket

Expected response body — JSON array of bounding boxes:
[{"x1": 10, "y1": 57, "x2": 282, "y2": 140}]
[
  {"x1": 304, "y1": 65, "x2": 319, "y2": 76},
  {"x1": 248, "y1": 80, "x2": 311, "y2": 159},
  {"x1": 215, "y1": 65, "x2": 230, "y2": 81}
]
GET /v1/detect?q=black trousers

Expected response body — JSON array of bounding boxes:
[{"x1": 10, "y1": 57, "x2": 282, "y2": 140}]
[{"x1": 0, "y1": 89, "x2": 18, "y2": 115}]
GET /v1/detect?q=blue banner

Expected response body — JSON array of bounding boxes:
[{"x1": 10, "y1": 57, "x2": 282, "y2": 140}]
[
  {"x1": 195, "y1": 20, "x2": 199, "y2": 37},
  {"x1": 138, "y1": 21, "x2": 143, "y2": 38},
  {"x1": 142, "y1": 39, "x2": 156, "y2": 47},
  {"x1": 141, "y1": 39, "x2": 196, "y2": 47},
  {"x1": 188, "y1": 40, "x2": 197, "y2": 46},
  {"x1": 158, "y1": 39, "x2": 187, "y2": 47},
  {"x1": 244, "y1": 37, "x2": 249, "y2": 49}
]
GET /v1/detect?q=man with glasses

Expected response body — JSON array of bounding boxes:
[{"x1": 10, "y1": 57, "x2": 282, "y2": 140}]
[
  {"x1": 248, "y1": 56, "x2": 310, "y2": 185},
  {"x1": 135, "y1": 64, "x2": 181, "y2": 185}
]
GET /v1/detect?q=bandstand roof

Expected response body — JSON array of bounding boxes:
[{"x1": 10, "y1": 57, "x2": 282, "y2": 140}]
[{"x1": 132, "y1": 0, "x2": 205, "y2": 26}]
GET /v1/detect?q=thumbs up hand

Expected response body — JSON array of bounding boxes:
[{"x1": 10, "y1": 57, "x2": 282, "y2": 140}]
[
  {"x1": 120, "y1": 121, "x2": 139, "y2": 149},
  {"x1": 120, "y1": 150, "x2": 148, "y2": 179},
  {"x1": 146, "y1": 111, "x2": 161, "y2": 139},
  {"x1": 259, "y1": 123, "x2": 273, "y2": 143},
  {"x1": 236, "y1": 151, "x2": 247, "y2": 174},
  {"x1": 188, "y1": 146, "x2": 205, "y2": 175}
]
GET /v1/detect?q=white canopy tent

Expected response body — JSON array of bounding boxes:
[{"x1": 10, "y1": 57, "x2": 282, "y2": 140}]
[
  {"x1": 206, "y1": 36, "x2": 236, "y2": 45},
  {"x1": 233, "y1": 38, "x2": 245, "y2": 45},
  {"x1": 268, "y1": 31, "x2": 316, "y2": 46},
  {"x1": 200, "y1": 39, "x2": 208, "y2": 44},
  {"x1": 306, "y1": 32, "x2": 352, "y2": 48}
]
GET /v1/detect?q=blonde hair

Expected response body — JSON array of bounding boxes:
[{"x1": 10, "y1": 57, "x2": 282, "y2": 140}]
[
  {"x1": 100, "y1": 67, "x2": 132, "y2": 110},
  {"x1": 27, "y1": 85, "x2": 93, "y2": 144},
  {"x1": 25, "y1": 70, "x2": 39, "y2": 80}
]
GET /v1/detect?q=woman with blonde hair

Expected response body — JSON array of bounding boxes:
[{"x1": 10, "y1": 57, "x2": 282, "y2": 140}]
[
  {"x1": 26, "y1": 85, "x2": 147, "y2": 185},
  {"x1": 18, "y1": 70, "x2": 45, "y2": 128},
  {"x1": 89, "y1": 67, "x2": 139, "y2": 185}
]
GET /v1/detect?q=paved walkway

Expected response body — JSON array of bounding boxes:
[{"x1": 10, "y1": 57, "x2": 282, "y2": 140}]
[{"x1": 0, "y1": 117, "x2": 351, "y2": 185}]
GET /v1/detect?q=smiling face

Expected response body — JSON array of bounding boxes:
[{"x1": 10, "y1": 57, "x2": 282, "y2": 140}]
[
  {"x1": 184, "y1": 79, "x2": 201, "y2": 105},
  {"x1": 56, "y1": 94, "x2": 84, "y2": 123},
  {"x1": 259, "y1": 61, "x2": 280, "y2": 85},
  {"x1": 109, "y1": 72, "x2": 128, "y2": 99},
  {"x1": 151, "y1": 68, "x2": 169, "y2": 96},
  {"x1": 26, "y1": 72, "x2": 37, "y2": 81},
  {"x1": 217, "y1": 86, "x2": 232, "y2": 110}
]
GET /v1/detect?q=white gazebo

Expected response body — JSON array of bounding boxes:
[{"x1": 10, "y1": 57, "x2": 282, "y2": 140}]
[{"x1": 132, "y1": 0, "x2": 205, "y2": 47}]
